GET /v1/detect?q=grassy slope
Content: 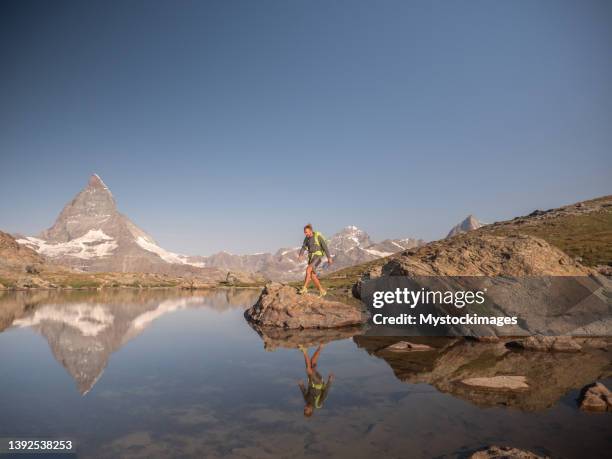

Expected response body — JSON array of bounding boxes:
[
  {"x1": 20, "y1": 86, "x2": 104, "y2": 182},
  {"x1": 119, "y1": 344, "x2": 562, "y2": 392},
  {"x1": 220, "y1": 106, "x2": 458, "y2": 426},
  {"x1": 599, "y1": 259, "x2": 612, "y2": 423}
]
[{"x1": 487, "y1": 209, "x2": 612, "y2": 267}]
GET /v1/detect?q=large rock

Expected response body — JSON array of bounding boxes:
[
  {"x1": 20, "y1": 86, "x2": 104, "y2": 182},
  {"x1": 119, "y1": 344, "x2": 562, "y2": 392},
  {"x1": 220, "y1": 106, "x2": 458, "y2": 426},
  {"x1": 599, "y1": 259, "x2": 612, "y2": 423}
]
[
  {"x1": 579, "y1": 382, "x2": 612, "y2": 412},
  {"x1": 470, "y1": 445, "x2": 549, "y2": 459},
  {"x1": 382, "y1": 233, "x2": 590, "y2": 277},
  {"x1": 244, "y1": 283, "x2": 369, "y2": 329}
]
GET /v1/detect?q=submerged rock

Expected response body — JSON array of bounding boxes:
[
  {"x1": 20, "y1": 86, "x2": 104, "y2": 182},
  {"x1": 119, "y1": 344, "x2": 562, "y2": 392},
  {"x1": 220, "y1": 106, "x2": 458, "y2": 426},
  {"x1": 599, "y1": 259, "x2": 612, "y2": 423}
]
[
  {"x1": 460, "y1": 375, "x2": 529, "y2": 391},
  {"x1": 244, "y1": 283, "x2": 369, "y2": 329},
  {"x1": 506, "y1": 336, "x2": 582, "y2": 352},
  {"x1": 383, "y1": 341, "x2": 434, "y2": 352},
  {"x1": 579, "y1": 382, "x2": 612, "y2": 412},
  {"x1": 470, "y1": 445, "x2": 549, "y2": 459}
]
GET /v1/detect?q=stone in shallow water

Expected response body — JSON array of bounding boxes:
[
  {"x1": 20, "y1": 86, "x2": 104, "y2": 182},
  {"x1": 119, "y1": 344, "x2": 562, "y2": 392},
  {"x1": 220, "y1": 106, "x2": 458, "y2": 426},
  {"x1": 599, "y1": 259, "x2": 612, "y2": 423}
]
[
  {"x1": 469, "y1": 445, "x2": 549, "y2": 459},
  {"x1": 383, "y1": 341, "x2": 433, "y2": 352},
  {"x1": 579, "y1": 382, "x2": 612, "y2": 412},
  {"x1": 506, "y1": 336, "x2": 582, "y2": 352},
  {"x1": 244, "y1": 283, "x2": 369, "y2": 329},
  {"x1": 461, "y1": 375, "x2": 529, "y2": 391}
]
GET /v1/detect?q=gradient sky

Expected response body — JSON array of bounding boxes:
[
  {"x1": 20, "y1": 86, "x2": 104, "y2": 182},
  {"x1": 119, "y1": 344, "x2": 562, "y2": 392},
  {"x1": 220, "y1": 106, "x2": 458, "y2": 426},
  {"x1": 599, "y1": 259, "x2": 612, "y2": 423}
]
[{"x1": 1, "y1": 0, "x2": 611, "y2": 255}]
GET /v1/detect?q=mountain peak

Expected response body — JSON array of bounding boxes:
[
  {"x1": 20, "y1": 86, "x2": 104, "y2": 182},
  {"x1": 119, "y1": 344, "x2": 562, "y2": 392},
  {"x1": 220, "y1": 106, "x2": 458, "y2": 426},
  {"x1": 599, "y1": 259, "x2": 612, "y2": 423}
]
[
  {"x1": 447, "y1": 215, "x2": 484, "y2": 238},
  {"x1": 88, "y1": 173, "x2": 109, "y2": 190},
  {"x1": 39, "y1": 175, "x2": 118, "y2": 242}
]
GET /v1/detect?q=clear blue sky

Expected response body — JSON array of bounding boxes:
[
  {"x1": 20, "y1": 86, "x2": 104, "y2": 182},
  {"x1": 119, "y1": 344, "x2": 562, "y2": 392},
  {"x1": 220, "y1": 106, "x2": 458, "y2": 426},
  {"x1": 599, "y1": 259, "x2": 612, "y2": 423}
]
[{"x1": 1, "y1": 0, "x2": 610, "y2": 255}]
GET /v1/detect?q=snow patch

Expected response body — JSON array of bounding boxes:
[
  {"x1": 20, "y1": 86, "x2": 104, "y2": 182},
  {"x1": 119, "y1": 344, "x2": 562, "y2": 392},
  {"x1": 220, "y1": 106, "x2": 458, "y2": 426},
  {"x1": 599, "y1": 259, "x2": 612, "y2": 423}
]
[
  {"x1": 365, "y1": 248, "x2": 393, "y2": 257},
  {"x1": 135, "y1": 236, "x2": 205, "y2": 267},
  {"x1": 17, "y1": 230, "x2": 118, "y2": 259},
  {"x1": 135, "y1": 236, "x2": 190, "y2": 264}
]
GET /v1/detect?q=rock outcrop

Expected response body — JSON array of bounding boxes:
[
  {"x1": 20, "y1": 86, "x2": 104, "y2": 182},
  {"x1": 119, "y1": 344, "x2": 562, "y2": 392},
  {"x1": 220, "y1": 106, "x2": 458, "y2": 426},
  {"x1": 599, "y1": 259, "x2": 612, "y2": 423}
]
[
  {"x1": 244, "y1": 283, "x2": 368, "y2": 329},
  {"x1": 469, "y1": 445, "x2": 549, "y2": 459},
  {"x1": 579, "y1": 382, "x2": 612, "y2": 412}
]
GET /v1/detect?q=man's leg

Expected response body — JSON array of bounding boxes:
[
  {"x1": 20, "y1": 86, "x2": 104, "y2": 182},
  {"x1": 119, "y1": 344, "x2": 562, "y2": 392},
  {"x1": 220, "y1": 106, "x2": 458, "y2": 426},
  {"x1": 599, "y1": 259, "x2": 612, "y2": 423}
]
[
  {"x1": 312, "y1": 272, "x2": 323, "y2": 292},
  {"x1": 302, "y1": 266, "x2": 313, "y2": 291},
  {"x1": 311, "y1": 344, "x2": 323, "y2": 367},
  {"x1": 302, "y1": 347, "x2": 313, "y2": 374}
]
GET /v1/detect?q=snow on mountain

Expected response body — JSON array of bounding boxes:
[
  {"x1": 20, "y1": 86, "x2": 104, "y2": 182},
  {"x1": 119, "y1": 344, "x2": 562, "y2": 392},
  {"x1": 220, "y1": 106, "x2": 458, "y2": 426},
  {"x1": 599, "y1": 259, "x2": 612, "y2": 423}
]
[{"x1": 18, "y1": 230, "x2": 118, "y2": 260}]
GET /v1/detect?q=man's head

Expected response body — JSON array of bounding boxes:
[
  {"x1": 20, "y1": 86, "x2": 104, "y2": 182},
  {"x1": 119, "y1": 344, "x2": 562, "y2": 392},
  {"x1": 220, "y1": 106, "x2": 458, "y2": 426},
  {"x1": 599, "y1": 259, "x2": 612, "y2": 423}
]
[
  {"x1": 303, "y1": 404, "x2": 314, "y2": 417},
  {"x1": 303, "y1": 223, "x2": 313, "y2": 237}
]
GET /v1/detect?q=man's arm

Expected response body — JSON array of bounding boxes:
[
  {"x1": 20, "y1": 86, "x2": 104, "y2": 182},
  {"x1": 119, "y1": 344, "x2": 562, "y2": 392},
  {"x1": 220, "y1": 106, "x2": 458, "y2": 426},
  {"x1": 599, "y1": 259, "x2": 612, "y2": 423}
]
[
  {"x1": 298, "y1": 381, "x2": 308, "y2": 399},
  {"x1": 298, "y1": 237, "x2": 308, "y2": 259}
]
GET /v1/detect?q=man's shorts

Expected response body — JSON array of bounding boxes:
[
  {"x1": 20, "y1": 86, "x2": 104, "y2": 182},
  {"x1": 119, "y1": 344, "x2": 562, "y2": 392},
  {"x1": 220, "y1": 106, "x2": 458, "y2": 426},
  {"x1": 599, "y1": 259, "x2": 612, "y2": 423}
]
[{"x1": 308, "y1": 255, "x2": 323, "y2": 274}]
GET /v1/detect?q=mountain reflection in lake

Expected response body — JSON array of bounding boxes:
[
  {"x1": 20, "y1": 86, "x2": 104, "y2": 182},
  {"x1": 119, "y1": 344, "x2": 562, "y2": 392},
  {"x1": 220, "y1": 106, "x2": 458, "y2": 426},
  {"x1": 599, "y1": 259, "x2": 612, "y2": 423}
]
[{"x1": 0, "y1": 289, "x2": 610, "y2": 458}]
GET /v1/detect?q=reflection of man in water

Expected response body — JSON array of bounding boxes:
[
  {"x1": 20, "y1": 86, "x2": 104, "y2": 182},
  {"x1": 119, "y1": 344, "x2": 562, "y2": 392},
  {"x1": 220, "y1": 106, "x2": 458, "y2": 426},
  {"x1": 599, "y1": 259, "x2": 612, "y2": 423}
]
[{"x1": 298, "y1": 344, "x2": 334, "y2": 417}]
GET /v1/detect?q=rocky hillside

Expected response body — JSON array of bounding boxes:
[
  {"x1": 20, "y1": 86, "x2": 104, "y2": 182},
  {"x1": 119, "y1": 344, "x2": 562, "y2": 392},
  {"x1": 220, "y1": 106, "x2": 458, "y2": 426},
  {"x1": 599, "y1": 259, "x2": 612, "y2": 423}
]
[
  {"x1": 323, "y1": 195, "x2": 610, "y2": 294},
  {"x1": 485, "y1": 195, "x2": 612, "y2": 268},
  {"x1": 382, "y1": 233, "x2": 590, "y2": 277},
  {"x1": 0, "y1": 230, "x2": 45, "y2": 268}
]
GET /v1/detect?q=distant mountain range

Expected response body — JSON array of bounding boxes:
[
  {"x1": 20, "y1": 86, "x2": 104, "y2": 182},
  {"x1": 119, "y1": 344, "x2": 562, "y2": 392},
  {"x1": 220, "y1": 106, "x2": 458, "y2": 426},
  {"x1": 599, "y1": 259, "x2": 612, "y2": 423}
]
[{"x1": 15, "y1": 175, "x2": 425, "y2": 281}]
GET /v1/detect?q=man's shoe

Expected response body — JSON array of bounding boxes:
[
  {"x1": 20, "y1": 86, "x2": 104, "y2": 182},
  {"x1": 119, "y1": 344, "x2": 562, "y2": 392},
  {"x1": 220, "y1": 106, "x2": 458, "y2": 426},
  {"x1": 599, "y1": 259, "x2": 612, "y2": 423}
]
[
  {"x1": 298, "y1": 287, "x2": 308, "y2": 295},
  {"x1": 319, "y1": 289, "x2": 327, "y2": 298}
]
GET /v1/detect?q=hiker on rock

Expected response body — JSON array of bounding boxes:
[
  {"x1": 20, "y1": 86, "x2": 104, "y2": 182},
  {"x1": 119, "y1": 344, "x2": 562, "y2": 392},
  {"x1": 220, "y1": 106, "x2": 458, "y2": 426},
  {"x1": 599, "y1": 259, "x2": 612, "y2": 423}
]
[
  {"x1": 298, "y1": 223, "x2": 332, "y2": 296},
  {"x1": 298, "y1": 344, "x2": 334, "y2": 417}
]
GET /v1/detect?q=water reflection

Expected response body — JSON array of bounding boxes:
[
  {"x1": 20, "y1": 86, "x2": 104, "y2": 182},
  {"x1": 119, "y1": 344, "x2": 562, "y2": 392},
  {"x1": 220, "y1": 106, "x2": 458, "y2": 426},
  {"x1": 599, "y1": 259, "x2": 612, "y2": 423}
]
[
  {"x1": 0, "y1": 290, "x2": 610, "y2": 458},
  {"x1": 298, "y1": 344, "x2": 334, "y2": 417},
  {"x1": 354, "y1": 336, "x2": 612, "y2": 411},
  {"x1": 1, "y1": 288, "x2": 261, "y2": 394}
]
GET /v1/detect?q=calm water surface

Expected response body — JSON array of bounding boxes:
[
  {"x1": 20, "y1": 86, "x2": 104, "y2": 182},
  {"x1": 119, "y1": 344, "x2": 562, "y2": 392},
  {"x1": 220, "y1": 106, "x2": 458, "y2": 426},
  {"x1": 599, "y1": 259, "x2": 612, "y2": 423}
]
[{"x1": 0, "y1": 289, "x2": 610, "y2": 458}]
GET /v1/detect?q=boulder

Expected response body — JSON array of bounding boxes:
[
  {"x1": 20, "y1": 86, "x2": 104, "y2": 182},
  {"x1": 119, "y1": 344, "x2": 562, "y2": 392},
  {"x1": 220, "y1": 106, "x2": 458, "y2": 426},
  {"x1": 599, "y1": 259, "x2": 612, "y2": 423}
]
[
  {"x1": 382, "y1": 233, "x2": 590, "y2": 277},
  {"x1": 506, "y1": 336, "x2": 582, "y2": 352},
  {"x1": 244, "y1": 283, "x2": 369, "y2": 329},
  {"x1": 470, "y1": 445, "x2": 549, "y2": 459},
  {"x1": 579, "y1": 382, "x2": 612, "y2": 412}
]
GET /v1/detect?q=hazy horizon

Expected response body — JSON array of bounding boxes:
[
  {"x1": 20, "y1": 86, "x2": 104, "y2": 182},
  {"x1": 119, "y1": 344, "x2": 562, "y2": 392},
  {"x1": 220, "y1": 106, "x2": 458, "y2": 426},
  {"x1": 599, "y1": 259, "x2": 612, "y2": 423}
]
[{"x1": 1, "y1": 0, "x2": 611, "y2": 254}]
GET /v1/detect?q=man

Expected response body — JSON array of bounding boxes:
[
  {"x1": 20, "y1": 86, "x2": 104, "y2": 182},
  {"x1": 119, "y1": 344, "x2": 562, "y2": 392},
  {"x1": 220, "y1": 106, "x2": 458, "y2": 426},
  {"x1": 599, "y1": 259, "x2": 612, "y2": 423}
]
[
  {"x1": 298, "y1": 223, "x2": 333, "y2": 296},
  {"x1": 298, "y1": 344, "x2": 334, "y2": 417}
]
